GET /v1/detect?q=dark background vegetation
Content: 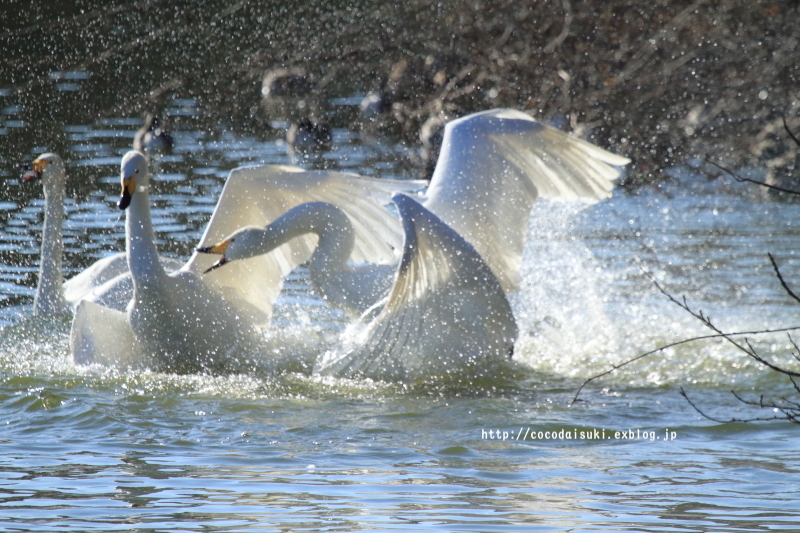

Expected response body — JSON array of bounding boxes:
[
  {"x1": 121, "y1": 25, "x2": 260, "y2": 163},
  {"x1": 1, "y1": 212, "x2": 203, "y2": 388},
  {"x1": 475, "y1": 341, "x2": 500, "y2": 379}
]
[{"x1": 1, "y1": 0, "x2": 799, "y2": 186}]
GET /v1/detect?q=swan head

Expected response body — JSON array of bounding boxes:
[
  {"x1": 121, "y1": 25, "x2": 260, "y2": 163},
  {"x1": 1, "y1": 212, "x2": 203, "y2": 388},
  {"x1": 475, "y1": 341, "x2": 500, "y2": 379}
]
[
  {"x1": 20, "y1": 153, "x2": 66, "y2": 190},
  {"x1": 118, "y1": 150, "x2": 149, "y2": 210},
  {"x1": 196, "y1": 226, "x2": 268, "y2": 273}
]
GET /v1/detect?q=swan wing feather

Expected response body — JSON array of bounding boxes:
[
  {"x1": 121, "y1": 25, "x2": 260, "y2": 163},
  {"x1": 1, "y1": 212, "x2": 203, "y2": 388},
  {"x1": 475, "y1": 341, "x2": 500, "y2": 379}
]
[
  {"x1": 423, "y1": 108, "x2": 629, "y2": 292},
  {"x1": 62, "y1": 253, "x2": 129, "y2": 306},
  {"x1": 184, "y1": 165, "x2": 424, "y2": 318},
  {"x1": 64, "y1": 254, "x2": 184, "y2": 311},
  {"x1": 70, "y1": 300, "x2": 146, "y2": 368},
  {"x1": 315, "y1": 193, "x2": 517, "y2": 381}
]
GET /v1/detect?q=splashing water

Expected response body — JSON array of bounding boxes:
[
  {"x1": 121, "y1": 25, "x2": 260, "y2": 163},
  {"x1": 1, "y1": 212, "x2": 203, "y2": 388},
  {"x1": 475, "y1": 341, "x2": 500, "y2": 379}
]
[{"x1": 2, "y1": 119, "x2": 800, "y2": 531}]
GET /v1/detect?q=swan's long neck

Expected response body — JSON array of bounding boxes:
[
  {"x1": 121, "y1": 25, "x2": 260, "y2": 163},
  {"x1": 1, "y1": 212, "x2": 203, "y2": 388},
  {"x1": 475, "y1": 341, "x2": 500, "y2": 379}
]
[
  {"x1": 126, "y1": 185, "x2": 166, "y2": 288},
  {"x1": 267, "y1": 202, "x2": 355, "y2": 277},
  {"x1": 34, "y1": 178, "x2": 68, "y2": 315},
  {"x1": 242, "y1": 202, "x2": 391, "y2": 315}
]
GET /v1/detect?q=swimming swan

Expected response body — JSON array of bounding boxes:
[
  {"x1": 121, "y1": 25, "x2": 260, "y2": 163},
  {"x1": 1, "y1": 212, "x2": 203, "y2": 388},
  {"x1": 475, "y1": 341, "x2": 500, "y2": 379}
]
[
  {"x1": 70, "y1": 151, "x2": 423, "y2": 371},
  {"x1": 199, "y1": 108, "x2": 630, "y2": 380},
  {"x1": 182, "y1": 164, "x2": 426, "y2": 319},
  {"x1": 318, "y1": 193, "x2": 518, "y2": 380},
  {"x1": 202, "y1": 192, "x2": 518, "y2": 380},
  {"x1": 71, "y1": 151, "x2": 268, "y2": 373},
  {"x1": 19, "y1": 153, "x2": 181, "y2": 316}
]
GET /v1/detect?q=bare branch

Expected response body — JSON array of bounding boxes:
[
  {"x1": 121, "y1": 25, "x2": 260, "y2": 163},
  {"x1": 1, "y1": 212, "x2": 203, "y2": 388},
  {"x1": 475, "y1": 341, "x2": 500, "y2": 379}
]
[
  {"x1": 576, "y1": 263, "x2": 800, "y2": 425},
  {"x1": 730, "y1": 390, "x2": 800, "y2": 421},
  {"x1": 792, "y1": 376, "x2": 800, "y2": 395},
  {"x1": 681, "y1": 387, "x2": 789, "y2": 424},
  {"x1": 769, "y1": 253, "x2": 800, "y2": 305},
  {"x1": 570, "y1": 323, "x2": 800, "y2": 404},
  {"x1": 706, "y1": 159, "x2": 800, "y2": 196},
  {"x1": 731, "y1": 390, "x2": 769, "y2": 408},
  {"x1": 570, "y1": 333, "x2": 716, "y2": 404},
  {"x1": 741, "y1": 337, "x2": 800, "y2": 378},
  {"x1": 784, "y1": 117, "x2": 800, "y2": 148},
  {"x1": 646, "y1": 271, "x2": 800, "y2": 377},
  {"x1": 655, "y1": 262, "x2": 800, "y2": 425},
  {"x1": 778, "y1": 396, "x2": 800, "y2": 410},
  {"x1": 787, "y1": 333, "x2": 800, "y2": 364}
]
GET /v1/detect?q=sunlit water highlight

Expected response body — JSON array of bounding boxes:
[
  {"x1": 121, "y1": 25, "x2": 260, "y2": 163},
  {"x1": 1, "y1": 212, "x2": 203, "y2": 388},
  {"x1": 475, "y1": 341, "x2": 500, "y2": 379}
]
[{"x1": 0, "y1": 114, "x2": 798, "y2": 531}]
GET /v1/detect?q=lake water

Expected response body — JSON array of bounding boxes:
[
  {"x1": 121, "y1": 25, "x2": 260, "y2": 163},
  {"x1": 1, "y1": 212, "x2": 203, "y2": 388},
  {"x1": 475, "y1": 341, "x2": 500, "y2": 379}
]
[{"x1": 1, "y1": 103, "x2": 799, "y2": 531}]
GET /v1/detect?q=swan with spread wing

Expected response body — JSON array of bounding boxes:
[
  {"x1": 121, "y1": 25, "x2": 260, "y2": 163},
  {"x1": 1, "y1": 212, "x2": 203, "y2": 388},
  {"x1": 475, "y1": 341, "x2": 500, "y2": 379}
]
[
  {"x1": 198, "y1": 108, "x2": 630, "y2": 381},
  {"x1": 70, "y1": 151, "x2": 423, "y2": 372}
]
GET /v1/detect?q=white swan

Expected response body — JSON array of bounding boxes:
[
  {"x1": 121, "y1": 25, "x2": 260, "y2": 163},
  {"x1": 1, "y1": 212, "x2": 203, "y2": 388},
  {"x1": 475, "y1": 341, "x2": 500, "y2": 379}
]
[
  {"x1": 202, "y1": 192, "x2": 518, "y2": 380},
  {"x1": 183, "y1": 164, "x2": 426, "y2": 320},
  {"x1": 21, "y1": 153, "x2": 71, "y2": 316},
  {"x1": 318, "y1": 193, "x2": 518, "y2": 380},
  {"x1": 70, "y1": 152, "x2": 423, "y2": 371},
  {"x1": 20, "y1": 153, "x2": 181, "y2": 316},
  {"x1": 200, "y1": 201, "x2": 397, "y2": 317},
  {"x1": 198, "y1": 108, "x2": 630, "y2": 380},
  {"x1": 71, "y1": 151, "x2": 270, "y2": 373}
]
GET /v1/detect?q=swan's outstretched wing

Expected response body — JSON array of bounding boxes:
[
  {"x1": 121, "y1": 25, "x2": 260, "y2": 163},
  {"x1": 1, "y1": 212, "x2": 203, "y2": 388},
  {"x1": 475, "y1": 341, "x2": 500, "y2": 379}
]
[
  {"x1": 315, "y1": 193, "x2": 517, "y2": 381},
  {"x1": 63, "y1": 253, "x2": 184, "y2": 311},
  {"x1": 423, "y1": 108, "x2": 630, "y2": 292},
  {"x1": 184, "y1": 165, "x2": 425, "y2": 320},
  {"x1": 63, "y1": 253, "x2": 129, "y2": 306},
  {"x1": 71, "y1": 300, "x2": 148, "y2": 368}
]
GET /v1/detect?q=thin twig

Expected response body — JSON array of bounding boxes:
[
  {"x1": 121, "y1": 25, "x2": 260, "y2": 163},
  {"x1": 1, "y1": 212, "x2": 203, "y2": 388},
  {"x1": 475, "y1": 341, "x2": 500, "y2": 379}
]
[
  {"x1": 706, "y1": 159, "x2": 800, "y2": 196},
  {"x1": 784, "y1": 117, "x2": 800, "y2": 148},
  {"x1": 570, "y1": 323, "x2": 800, "y2": 404},
  {"x1": 573, "y1": 263, "x2": 800, "y2": 422},
  {"x1": 769, "y1": 253, "x2": 800, "y2": 305},
  {"x1": 731, "y1": 390, "x2": 800, "y2": 420},
  {"x1": 646, "y1": 271, "x2": 800, "y2": 378},
  {"x1": 788, "y1": 333, "x2": 800, "y2": 364},
  {"x1": 680, "y1": 387, "x2": 787, "y2": 424},
  {"x1": 731, "y1": 390, "x2": 772, "y2": 409},
  {"x1": 792, "y1": 376, "x2": 800, "y2": 395}
]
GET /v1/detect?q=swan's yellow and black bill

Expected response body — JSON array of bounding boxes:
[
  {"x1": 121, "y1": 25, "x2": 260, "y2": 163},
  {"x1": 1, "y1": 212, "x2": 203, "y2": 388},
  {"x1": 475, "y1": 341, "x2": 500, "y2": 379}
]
[
  {"x1": 196, "y1": 240, "x2": 231, "y2": 274},
  {"x1": 203, "y1": 257, "x2": 229, "y2": 274},
  {"x1": 196, "y1": 240, "x2": 230, "y2": 255},
  {"x1": 118, "y1": 175, "x2": 136, "y2": 210}
]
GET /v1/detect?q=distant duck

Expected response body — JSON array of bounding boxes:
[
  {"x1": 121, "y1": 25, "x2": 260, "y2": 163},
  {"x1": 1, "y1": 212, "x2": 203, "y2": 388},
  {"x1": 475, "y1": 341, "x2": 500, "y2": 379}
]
[
  {"x1": 261, "y1": 67, "x2": 316, "y2": 99},
  {"x1": 418, "y1": 112, "x2": 450, "y2": 179},
  {"x1": 134, "y1": 113, "x2": 173, "y2": 152},
  {"x1": 358, "y1": 58, "x2": 424, "y2": 120},
  {"x1": 359, "y1": 92, "x2": 393, "y2": 118},
  {"x1": 286, "y1": 117, "x2": 333, "y2": 154}
]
